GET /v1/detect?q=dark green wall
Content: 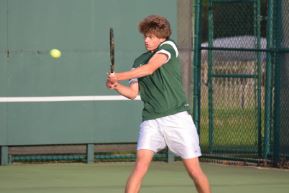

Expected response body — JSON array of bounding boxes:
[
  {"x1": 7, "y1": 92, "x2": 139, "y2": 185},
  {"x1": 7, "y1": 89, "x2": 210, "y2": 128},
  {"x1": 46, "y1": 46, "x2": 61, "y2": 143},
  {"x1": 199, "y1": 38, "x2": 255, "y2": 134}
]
[{"x1": 0, "y1": 0, "x2": 177, "y2": 145}]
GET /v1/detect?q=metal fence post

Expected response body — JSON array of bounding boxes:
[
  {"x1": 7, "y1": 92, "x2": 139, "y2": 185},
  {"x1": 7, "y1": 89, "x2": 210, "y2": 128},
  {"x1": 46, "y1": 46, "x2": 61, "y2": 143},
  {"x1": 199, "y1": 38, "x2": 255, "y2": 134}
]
[
  {"x1": 254, "y1": 0, "x2": 263, "y2": 158},
  {"x1": 193, "y1": 0, "x2": 203, "y2": 133},
  {"x1": 264, "y1": 0, "x2": 274, "y2": 159},
  {"x1": 86, "y1": 144, "x2": 94, "y2": 164},
  {"x1": 1, "y1": 146, "x2": 9, "y2": 165},
  {"x1": 272, "y1": 0, "x2": 282, "y2": 166}
]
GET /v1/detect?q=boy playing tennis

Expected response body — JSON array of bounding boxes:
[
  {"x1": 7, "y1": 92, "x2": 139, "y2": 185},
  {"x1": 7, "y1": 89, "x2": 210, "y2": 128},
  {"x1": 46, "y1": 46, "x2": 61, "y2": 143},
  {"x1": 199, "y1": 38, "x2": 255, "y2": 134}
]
[{"x1": 106, "y1": 15, "x2": 211, "y2": 193}]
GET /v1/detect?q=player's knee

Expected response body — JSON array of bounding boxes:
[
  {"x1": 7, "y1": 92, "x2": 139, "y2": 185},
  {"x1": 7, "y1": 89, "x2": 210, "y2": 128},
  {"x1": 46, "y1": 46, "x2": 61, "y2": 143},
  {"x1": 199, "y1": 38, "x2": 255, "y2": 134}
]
[{"x1": 185, "y1": 165, "x2": 204, "y2": 179}]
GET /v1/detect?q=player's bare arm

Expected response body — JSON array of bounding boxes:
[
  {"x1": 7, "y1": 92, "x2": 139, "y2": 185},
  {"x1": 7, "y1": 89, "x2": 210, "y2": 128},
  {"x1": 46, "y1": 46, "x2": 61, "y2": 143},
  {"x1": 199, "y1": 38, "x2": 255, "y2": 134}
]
[
  {"x1": 106, "y1": 79, "x2": 139, "y2": 100},
  {"x1": 108, "y1": 52, "x2": 168, "y2": 82}
]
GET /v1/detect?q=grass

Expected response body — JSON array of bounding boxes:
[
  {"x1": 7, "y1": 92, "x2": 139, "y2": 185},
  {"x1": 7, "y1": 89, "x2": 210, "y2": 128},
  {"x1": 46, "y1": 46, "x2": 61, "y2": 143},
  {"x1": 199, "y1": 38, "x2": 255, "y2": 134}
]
[{"x1": 200, "y1": 107, "x2": 259, "y2": 148}]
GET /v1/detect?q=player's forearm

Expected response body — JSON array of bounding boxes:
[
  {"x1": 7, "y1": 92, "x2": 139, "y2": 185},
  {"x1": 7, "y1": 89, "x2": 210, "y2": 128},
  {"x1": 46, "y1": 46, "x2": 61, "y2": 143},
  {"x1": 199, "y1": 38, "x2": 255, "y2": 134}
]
[
  {"x1": 116, "y1": 65, "x2": 154, "y2": 81},
  {"x1": 114, "y1": 83, "x2": 138, "y2": 100}
]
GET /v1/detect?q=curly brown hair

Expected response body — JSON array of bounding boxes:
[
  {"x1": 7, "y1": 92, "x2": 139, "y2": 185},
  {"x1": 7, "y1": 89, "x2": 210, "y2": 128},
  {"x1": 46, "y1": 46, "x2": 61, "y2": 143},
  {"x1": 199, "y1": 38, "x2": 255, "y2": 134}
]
[{"x1": 138, "y1": 15, "x2": 171, "y2": 39}]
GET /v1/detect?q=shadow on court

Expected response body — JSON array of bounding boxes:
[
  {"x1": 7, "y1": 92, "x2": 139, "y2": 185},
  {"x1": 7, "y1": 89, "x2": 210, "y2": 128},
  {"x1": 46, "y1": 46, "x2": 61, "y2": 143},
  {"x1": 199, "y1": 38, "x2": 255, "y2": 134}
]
[{"x1": 0, "y1": 162, "x2": 288, "y2": 193}]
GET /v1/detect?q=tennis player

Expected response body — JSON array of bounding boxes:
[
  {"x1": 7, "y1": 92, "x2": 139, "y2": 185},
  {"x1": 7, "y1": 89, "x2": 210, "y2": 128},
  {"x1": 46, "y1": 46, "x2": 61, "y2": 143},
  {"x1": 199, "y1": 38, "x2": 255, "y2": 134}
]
[{"x1": 106, "y1": 15, "x2": 211, "y2": 193}]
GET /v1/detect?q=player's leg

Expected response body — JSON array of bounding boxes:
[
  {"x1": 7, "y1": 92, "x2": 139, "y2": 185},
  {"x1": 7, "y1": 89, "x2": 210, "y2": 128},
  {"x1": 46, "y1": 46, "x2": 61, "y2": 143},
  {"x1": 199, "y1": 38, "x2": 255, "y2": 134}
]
[
  {"x1": 125, "y1": 149, "x2": 154, "y2": 193},
  {"x1": 125, "y1": 119, "x2": 166, "y2": 193},
  {"x1": 183, "y1": 157, "x2": 211, "y2": 193},
  {"x1": 159, "y1": 111, "x2": 211, "y2": 193}
]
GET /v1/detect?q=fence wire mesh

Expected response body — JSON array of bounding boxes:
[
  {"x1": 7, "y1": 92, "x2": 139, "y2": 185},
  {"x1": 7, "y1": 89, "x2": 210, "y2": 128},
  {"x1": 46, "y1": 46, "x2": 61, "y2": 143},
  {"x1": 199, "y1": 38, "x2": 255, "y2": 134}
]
[
  {"x1": 196, "y1": 0, "x2": 271, "y2": 165},
  {"x1": 196, "y1": 0, "x2": 289, "y2": 166}
]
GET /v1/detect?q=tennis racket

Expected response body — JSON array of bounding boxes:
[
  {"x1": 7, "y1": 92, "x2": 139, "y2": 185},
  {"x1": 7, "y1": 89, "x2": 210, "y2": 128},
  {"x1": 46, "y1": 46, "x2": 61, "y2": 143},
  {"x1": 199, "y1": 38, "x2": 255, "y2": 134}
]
[{"x1": 109, "y1": 28, "x2": 115, "y2": 73}]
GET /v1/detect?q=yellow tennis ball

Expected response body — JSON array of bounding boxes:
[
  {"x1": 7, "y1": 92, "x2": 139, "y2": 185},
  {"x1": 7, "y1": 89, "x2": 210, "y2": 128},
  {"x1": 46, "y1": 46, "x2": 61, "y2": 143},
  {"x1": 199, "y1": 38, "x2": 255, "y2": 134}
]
[{"x1": 50, "y1": 49, "x2": 62, "y2": 59}]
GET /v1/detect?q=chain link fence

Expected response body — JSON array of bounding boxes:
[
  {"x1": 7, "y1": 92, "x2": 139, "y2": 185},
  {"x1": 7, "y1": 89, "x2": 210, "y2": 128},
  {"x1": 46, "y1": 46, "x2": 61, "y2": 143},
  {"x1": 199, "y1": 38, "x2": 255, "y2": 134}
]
[{"x1": 194, "y1": 0, "x2": 289, "y2": 167}]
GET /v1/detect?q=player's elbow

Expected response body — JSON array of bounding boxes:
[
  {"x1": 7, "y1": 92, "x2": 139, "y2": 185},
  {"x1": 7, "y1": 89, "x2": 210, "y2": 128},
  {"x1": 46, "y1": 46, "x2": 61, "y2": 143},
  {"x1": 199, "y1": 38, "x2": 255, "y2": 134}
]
[
  {"x1": 127, "y1": 96, "x2": 136, "y2": 100},
  {"x1": 127, "y1": 91, "x2": 139, "y2": 100},
  {"x1": 128, "y1": 94, "x2": 138, "y2": 100}
]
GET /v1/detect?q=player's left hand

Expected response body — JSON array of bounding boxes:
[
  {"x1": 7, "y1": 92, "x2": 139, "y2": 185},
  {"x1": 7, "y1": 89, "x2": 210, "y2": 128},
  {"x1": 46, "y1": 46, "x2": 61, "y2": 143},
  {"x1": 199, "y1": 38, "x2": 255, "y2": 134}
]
[
  {"x1": 107, "y1": 72, "x2": 118, "y2": 83},
  {"x1": 106, "y1": 73, "x2": 118, "y2": 89}
]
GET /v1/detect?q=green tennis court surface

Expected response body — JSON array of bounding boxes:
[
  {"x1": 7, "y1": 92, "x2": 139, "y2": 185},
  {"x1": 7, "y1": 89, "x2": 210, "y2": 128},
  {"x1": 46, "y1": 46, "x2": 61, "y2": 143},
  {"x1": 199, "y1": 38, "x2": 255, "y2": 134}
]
[{"x1": 0, "y1": 162, "x2": 288, "y2": 193}]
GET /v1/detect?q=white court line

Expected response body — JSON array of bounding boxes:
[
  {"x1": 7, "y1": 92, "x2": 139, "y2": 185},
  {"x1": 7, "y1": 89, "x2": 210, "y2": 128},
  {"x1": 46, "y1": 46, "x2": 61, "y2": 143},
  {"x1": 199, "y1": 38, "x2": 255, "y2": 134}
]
[{"x1": 0, "y1": 95, "x2": 141, "y2": 103}]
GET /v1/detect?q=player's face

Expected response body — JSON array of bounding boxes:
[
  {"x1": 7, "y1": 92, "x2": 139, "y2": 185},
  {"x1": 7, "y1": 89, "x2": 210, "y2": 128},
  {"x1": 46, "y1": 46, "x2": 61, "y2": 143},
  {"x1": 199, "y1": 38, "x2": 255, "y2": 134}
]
[{"x1": 144, "y1": 33, "x2": 165, "y2": 52}]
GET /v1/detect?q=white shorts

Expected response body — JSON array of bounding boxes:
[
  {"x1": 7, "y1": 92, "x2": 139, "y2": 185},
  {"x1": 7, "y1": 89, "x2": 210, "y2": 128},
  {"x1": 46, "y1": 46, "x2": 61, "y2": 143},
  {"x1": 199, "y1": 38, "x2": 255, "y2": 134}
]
[{"x1": 137, "y1": 111, "x2": 201, "y2": 159}]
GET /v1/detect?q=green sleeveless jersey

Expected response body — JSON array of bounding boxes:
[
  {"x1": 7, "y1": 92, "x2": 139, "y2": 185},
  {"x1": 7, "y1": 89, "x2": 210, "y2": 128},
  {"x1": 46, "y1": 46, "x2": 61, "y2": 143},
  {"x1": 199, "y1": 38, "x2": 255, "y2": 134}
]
[{"x1": 131, "y1": 40, "x2": 189, "y2": 121}]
